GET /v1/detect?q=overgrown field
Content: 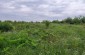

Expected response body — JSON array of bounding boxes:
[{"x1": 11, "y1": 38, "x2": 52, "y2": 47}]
[{"x1": 0, "y1": 22, "x2": 85, "y2": 55}]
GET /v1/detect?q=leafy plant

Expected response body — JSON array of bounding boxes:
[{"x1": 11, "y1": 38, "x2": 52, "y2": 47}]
[
  {"x1": 0, "y1": 23, "x2": 13, "y2": 32},
  {"x1": 43, "y1": 20, "x2": 50, "y2": 28}
]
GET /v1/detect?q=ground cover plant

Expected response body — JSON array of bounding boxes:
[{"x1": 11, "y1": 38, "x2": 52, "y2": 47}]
[{"x1": 0, "y1": 17, "x2": 85, "y2": 55}]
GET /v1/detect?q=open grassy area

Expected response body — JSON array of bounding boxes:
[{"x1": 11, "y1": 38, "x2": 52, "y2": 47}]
[{"x1": 0, "y1": 22, "x2": 85, "y2": 55}]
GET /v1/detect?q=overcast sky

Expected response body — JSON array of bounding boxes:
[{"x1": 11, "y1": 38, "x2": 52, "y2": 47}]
[{"x1": 0, "y1": 0, "x2": 85, "y2": 21}]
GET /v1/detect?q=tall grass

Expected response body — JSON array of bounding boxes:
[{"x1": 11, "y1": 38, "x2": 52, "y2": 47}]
[{"x1": 0, "y1": 23, "x2": 85, "y2": 55}]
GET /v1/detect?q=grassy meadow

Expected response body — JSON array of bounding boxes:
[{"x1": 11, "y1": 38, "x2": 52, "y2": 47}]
[{"x1": 0, "y1": 21, "x2": 85, "y2": 55}]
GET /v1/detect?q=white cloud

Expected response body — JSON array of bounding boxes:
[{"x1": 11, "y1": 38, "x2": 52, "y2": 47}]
[
  {"x1": 0, "y1": 1, "x2": 15, "y2": 9},
  {"x1": 15, "y1": 0, "x2": 38, "y2": 2},
  {"x1": 18, "y1": 5, "x2": 33, "y2": 13},
  {"x1": 0, "y1": 0, "x2": 85, "y2": 21},
  {"x1": 62, "y1": 1, "x2": 85, "y2": 16}
]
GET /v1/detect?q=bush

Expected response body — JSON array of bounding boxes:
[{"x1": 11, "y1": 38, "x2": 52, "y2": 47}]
[
  {"x1": 81, "y1": 17, "x2": 85, "y2": 23},
  {"x1": 63, "y1": 17, "x2": 73, "y2": 24},
  {"x1": 73, "y1": 17, "x2": 81, "y2": 24},
  {"x1": 0, "y1": 22, "x2": 13, "y2": 32},
  {"x1": 43, "y1": 20, "x2": 50, "y2": 28},
  {"x1": 52, "y1": 20, "x2": 60, "y2": 23}
]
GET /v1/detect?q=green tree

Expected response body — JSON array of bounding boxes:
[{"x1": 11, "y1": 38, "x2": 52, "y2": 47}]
[
  {"x1": 63, "y1": 17, "x2": 73, "y2": 24},
  {"x1": 73, "y1": 17, "x2": 81, "y2": 24},
  {"x1": 81, "y1": 16, "x2": 85, "y2": 23},
  {"x1": 52, "y1": 20, "x2": 60, "y2": 23}
]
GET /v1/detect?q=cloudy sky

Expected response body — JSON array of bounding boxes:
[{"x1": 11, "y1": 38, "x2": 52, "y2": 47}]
[{"x1": 0, "y1": 0, "x2": 85, "y2": 21}]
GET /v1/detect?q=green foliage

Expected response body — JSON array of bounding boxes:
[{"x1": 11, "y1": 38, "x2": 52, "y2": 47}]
[
  {"x1": 81, "y1": 16, "x2": 85, "y2": 23},
  {"x1": 52, "y1": 16, "x2": 85, "y2": 24},
  {"x1": 63, "y1": 17, "x2": 73, "y2": 24},
  {"x1": 43, "y1": 20, "x2": 50, "y2": 28},
  {"x1": 73, "y1": 17, "x2": 81, "y2": 24},
  {"x1": 0, "y1": 22, "x2": 13, "y2": 32},
  {"x1": 0, "y1": 19, "x2": 85, "y2": 55},
  {"x1": 52, "y1": 20, "x2": 59, "y2": 23}
]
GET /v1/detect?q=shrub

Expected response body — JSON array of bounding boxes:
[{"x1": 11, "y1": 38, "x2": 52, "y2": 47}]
[
  {"x1": 81, "y1": 17, "x2": 85, "y2": 23},
  {"x1": 73, "y1": 17, "x2": 81, "y2": 24},
  {"x1": 63, "y1": 17, "x2": 73, "y2": 24},
  {"x1": 0, "y1": 22, "x2": 13, "y2": 32},
  {"x1": 43, "y1": 20, "x2": 50, "y2": 28},
  {"x1": 52, "y1": 20, "x2": 60, "y2": 23}
]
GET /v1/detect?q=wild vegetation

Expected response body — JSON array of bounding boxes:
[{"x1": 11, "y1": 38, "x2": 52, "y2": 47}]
[
  {"x1": 52, "y1": 16, "x2": 85, "y2": 24},
  {"x1": 0, "y1": 16, "x2": 85, "y2": 55}
]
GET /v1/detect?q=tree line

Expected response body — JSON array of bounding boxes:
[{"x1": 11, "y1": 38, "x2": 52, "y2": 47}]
[
  {"x1": 52, "y1": 16, "x2": 85, "y2": 24},
  {"x1": 0, "y1": 16, "x2": 85, "y2": 24},
  {"x1": 0, "y1": 16, "x2": 85, "y2": 32}
]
